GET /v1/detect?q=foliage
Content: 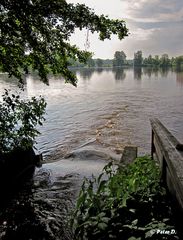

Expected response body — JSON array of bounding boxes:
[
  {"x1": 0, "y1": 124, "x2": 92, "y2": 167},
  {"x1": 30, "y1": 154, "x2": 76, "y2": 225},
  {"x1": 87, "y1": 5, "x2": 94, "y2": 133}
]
[
  {"x1": 143, "y1": 55, "x2": 159, "y2": 67},
  {"x1": 87, "y1": 57, "x2": 95, "y2": 68},
  {"x1": 71, "y1": 156, "x2": 176, "y2": 240},
  {"x1": 142, "y1": 54, "x2": 183, "y2": 69},
  {"x1": 172, "y1": 56, "x2": 183, "y2": 70},
  {"x1": 134, "y1": 51, "x2": 143, "y2": 66},
  {"x1": 113, "y1": 51, "x2": 126, "y2": 67},
  {"x1": 159, "y1": 54, "x2": 171, "y2": 67},
  {"x1": 0, "y1": 0, "x2": 128, "y2": 85},
  {"x1": 96, "y1": 58, "x2": 103, "y2": 68},
  {"x1": 0, "y1": 89, "x2": 46, "y2": 153}
]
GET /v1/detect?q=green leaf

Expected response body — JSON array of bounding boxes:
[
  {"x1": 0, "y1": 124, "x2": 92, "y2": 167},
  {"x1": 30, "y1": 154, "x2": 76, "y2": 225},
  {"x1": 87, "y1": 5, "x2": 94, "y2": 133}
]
[
  {"x1": 98, "y1": 222, "x2": 107, "y2": 230},
  {"x1": 132, "y1": 219, "x2": 138, "y2": 226},
  {"x1": 97, "y1": 180, "x2": 107, "y2": 193},
  {"x1": 101, "y1": 217, "x2": 110, "y2": 223},
  {"x1": 128, "y1": 238, "x2": 141, "y2": 240}
]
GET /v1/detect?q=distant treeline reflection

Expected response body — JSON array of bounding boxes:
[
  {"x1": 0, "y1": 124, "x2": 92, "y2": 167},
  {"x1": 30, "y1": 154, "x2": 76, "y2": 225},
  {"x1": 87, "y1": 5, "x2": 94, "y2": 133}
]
[
  {"x1": 0, "y1": 67, "x2": 183, "y2": 86},
  {"x1": 73, "y1": 67, "x2": 183, "y2": 83}
]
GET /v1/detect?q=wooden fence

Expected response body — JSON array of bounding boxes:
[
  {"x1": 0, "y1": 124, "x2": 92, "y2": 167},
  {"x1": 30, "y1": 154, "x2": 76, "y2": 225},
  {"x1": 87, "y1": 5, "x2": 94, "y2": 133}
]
[{"x1": 150, "y1": 118, "x2": 183, "y2": 210}]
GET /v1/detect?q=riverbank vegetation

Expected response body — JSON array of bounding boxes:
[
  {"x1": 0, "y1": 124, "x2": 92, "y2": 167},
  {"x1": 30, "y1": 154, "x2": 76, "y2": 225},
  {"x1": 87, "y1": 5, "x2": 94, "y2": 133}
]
[
  {"x1": 0, "y1": 90, "x2": 47, "y2": 204},
  {"x1": 0, "y1": 90, "x2": 46, "y2": 154},
  {"x1": 71, "y1": 156, "x2": 179, "y2": 240},
  {"x1": 68, "y1": 52, "x2": 183, "y2": 70}
]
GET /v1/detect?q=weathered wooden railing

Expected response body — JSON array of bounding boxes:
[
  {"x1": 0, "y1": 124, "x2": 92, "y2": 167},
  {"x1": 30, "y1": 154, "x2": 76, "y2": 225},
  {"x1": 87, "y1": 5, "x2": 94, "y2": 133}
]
[{"x1": 150, "y1": 118, "x2": 183, "y2": 209}]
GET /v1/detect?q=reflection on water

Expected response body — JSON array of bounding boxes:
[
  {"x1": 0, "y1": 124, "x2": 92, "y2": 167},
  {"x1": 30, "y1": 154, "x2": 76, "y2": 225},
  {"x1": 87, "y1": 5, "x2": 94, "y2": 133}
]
[
  {"x1": 112, "y1": 68, "x2": 126, "y2": 81},
  {"x1": 77, "y1": 68, "x2": 94, "y2": 80},
  {"x1": 0, "y1": 67, "x2": 183, "y2": 159},
  {"x1": 176, "y1": 71, "x2": 183, "y2": 86},
  {"x1": 143, "y1": 67, "x2": 157, "y2": 78},
  {"x1": 134, "y1": 67, "x2": 142, "y2": 80}
]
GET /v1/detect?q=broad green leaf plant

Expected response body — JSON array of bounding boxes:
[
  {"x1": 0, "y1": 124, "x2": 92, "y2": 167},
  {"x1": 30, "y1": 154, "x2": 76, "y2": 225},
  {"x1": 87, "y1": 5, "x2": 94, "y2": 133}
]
[{"x1": 71, "y1": 156, "x2": 177, "y2": 240}]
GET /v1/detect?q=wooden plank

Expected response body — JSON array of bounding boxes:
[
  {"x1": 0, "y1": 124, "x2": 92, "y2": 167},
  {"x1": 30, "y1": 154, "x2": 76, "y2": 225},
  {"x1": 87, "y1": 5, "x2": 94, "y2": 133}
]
[{"x1": 150, "y1": 118, "x2": 183, "y2": 210}]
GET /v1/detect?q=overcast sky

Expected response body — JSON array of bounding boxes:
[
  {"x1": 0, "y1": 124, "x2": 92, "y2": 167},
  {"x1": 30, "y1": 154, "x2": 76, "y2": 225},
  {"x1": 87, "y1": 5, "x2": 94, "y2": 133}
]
[{"x1": 67, "y1": 0, "x2": 183, "y2": 59}]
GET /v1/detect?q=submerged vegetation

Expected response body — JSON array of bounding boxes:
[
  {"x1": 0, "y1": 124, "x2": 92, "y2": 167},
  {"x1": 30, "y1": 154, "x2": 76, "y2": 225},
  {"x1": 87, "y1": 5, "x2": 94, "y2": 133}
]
[{"x1": 71, "y1": 156, "x2": 178, "y2": 240}]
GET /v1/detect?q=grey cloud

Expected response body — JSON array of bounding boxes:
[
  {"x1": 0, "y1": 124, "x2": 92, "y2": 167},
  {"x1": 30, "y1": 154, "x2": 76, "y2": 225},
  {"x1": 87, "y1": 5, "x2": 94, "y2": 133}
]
[
  {"x1": 118, "y1": 24, "x2": 183, "y2": 58},
  {"x1": 124, "y1": 0, "x2": 183, "y2": 22},
  {"x1": 126, "y1": 19, "x2": 183, "y2": 30},
  {"x1": 121, "y1": 0, "x2": 183, "y2": 58}
]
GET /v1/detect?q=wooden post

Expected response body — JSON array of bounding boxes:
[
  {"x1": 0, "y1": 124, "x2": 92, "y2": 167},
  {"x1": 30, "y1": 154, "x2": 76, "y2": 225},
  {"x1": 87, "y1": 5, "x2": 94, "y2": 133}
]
[{"x1": 120, "y1": 146, "x2": 137, "y2": 165}]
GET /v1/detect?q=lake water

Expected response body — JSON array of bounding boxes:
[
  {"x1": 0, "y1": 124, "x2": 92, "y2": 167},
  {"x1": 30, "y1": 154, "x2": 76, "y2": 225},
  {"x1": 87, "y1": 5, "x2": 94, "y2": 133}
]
[{"x1": 0, "y1": 67, "x2": 183, "y2": 160}]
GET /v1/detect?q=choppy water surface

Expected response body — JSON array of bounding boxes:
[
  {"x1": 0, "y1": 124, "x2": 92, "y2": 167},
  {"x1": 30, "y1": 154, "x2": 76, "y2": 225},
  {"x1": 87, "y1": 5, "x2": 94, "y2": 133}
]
[{"x1": 0, "y1": 67, "x2": 183, "y2": 159}]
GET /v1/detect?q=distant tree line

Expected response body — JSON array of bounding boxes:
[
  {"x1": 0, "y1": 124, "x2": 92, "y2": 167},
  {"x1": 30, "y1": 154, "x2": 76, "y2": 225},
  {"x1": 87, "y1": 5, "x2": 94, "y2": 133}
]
[
  {"x1": 1, "y1": 52, "x2": 182, "y2": 70},
  {"x1": 113, "y1": 50, "x2": 183, "y2": 69},
  {"x1": 0, "y1": 45, "x2": 182, "y2": 70},
  {"x1": 2, "y1": 50, "x2": 181, "y2": 71},
  {"x1": 68, "y1": 57, "x2": 113, "y2": 68},
  {"x1": 68, "y1": 50, "x2": 183, "y2": 70},
  {"x1": 142, "y1": 54, "x2": 183, "y2": 69},
  {"x1": 134, "y1": 51, "x2": 183, "y2": 69}
]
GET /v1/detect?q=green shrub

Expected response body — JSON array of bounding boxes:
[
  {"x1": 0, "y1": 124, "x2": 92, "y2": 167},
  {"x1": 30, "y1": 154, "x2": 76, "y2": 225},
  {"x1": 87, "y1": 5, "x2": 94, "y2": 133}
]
[
  {"x1": 0, "y1": 89, "x2": 46, "y2": 153},
  {"x1": 71, "y1": 156, "x2": 176, "y2": 239}
]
